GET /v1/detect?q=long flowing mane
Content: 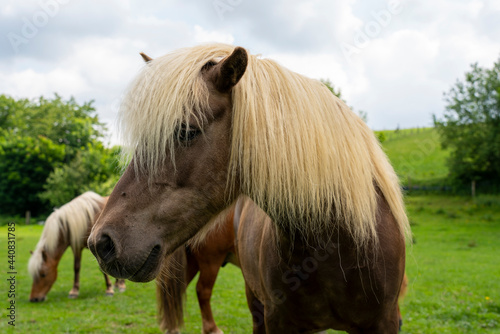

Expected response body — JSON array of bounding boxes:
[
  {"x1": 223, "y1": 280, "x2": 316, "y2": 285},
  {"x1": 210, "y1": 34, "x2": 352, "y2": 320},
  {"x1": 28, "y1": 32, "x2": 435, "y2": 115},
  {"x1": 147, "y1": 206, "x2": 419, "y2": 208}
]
[
  {"x1": 28, "y1": 191, "x2": 106, "y2": 278},
  {"x1": 119, "y1": 43, "x2": 410, "y2": 250}
]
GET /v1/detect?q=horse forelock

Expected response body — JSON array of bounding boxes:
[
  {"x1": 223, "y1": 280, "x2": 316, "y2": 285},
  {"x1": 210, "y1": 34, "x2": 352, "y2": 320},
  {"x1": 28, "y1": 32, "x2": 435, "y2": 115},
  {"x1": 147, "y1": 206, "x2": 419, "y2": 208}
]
[
  {"x1": 118, "y1": 43, "x2": 410, "y2": 252},
  {"x1": 28, "y1": 191, "x2": 105, "y2": 279},
  {"x1": 118, "y1": 43, "x2": 237, "y2": 178}
]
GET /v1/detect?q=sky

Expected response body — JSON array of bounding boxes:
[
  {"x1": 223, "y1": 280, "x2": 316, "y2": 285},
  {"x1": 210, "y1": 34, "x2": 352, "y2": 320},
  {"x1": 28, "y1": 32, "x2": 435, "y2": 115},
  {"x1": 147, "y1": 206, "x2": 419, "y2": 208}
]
[{"x1": 1, "y1": 0, "x2": 499, "y2": 145}]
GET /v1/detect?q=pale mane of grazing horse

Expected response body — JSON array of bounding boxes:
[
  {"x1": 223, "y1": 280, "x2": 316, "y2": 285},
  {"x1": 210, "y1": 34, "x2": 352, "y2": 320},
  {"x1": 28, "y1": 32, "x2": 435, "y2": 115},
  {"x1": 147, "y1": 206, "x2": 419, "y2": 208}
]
[
  {"x1": 28, "y1": 191, "x2": 106, "y2": 279},
  {"x1": 119, "y1": 43, "x2": 410, "y2": 252}
]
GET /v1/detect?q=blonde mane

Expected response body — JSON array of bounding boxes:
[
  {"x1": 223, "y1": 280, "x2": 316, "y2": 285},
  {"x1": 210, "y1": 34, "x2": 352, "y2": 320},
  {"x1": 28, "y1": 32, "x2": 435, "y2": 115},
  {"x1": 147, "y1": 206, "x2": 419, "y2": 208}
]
[
  {"x1": 119, "y1": 43, "x2": 410, "y2": 250},
  {"x1": 28, "y1": 191, "x2": 106, "y2": 279}
]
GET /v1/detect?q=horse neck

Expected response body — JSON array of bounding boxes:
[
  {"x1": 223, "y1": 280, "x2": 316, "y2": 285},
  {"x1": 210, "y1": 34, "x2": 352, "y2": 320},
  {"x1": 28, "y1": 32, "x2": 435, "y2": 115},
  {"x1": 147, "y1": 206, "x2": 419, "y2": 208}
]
[
  {"x1": 47, "y1": 230, "x2": 72, "y2": 263},
  {"x1": 272, "y1": 216, "x2": 355, "y2": 261}
]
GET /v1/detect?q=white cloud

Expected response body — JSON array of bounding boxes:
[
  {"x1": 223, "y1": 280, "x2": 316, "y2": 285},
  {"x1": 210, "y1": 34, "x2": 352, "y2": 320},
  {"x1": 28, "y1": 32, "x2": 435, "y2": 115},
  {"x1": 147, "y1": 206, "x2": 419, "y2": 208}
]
[
  {"x1": 193, "y1": 25, "x2": 235, "y2": 44},
  {"x1": 267, "y1": 52, "x2": 356, "y2": 95},
  {"x1": 0, "y1": 0, "x2": 499, "y2": 143},
  {"x1": 0, "y1": 67, "x2": 86, "y2": 98}
]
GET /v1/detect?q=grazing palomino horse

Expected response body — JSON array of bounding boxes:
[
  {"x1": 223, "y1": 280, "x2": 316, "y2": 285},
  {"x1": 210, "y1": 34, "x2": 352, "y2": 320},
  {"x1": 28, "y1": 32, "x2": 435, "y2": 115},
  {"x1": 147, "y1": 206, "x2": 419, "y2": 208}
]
[
  {"x1": 88, "y1": 44, "x2": 410, "y2": 333},
  {"x1": 29, "y1": 191, "x2": 125, "y2": 302}
]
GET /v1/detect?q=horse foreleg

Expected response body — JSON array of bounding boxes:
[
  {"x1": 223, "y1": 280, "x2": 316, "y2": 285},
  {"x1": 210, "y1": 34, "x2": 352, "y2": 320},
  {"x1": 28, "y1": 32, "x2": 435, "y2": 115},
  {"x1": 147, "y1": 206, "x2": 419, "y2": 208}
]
[
  {"x1": 115, "y1": 279, "x2": 126, "y2": 292},
  {"x1": 103, "y1": 273, "x2": 114, "y2": 296},
  {"x1": 244, "y1": 284, "x2": 266, "y2": 334},
  {"x1": 397, "y1": 304, "x2": 402, "y2": 332},
  {"x1": 69, "y1": 249, "x2": 82, "y2": 298},
  {"x1": 196, "y1": 260, "x2": 224, "y2": 334},
  {"x1": 346, "y1": 306, "x2": 400, "y2": 334}
]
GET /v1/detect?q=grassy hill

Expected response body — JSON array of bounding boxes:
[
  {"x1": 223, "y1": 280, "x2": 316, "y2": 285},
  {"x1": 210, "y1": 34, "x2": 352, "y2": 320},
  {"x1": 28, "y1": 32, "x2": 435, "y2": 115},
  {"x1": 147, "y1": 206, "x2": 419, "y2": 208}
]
[{"x1": 377, "y1": 127, "x2": 450, "y2": 187}]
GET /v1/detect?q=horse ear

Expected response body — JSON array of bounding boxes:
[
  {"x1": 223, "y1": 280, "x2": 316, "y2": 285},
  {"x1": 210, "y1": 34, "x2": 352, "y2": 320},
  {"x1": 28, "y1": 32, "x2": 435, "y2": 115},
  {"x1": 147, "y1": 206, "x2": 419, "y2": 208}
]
[
  {"x1": 30, "y1": 250, "x2": 33, "y2": 255},
  {"x1": 212, "y1": 47, "x2": 248, "y2": 93},
  {"x1": 140, "y1": 52, "x2": 153, "y2": 63}
]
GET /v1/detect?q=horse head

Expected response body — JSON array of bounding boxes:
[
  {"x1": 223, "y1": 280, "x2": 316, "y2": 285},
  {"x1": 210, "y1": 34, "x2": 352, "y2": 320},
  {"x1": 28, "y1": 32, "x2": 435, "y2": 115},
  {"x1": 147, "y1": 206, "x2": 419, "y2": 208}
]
[
  {"x1": 29, "y1": 249, "x2": 58, "y2": 302},
  {"x1": 88, "y1": 46, "x2": 248, "y2": 282}
]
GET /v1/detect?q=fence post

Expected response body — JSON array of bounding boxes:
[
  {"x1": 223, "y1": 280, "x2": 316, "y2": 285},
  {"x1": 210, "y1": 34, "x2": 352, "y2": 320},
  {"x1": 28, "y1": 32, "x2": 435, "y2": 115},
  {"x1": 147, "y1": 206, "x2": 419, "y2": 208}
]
[
  {"x1": 25, "y1": 210, "x2": 31, "y2": 225},
  {"x1": 471, "y1": 180, "x2": 476, "y2": 198}
]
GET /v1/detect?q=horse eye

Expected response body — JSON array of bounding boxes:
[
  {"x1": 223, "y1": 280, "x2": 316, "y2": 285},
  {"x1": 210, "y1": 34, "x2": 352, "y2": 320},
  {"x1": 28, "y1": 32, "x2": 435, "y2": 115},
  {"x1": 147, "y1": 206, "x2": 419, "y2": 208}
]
[
  {"x1": 40, "y1": 272, "x2": 46, "y2": 278},
  {"x1": 176, "y1": 124, "x2": 201, "y2": 142}
]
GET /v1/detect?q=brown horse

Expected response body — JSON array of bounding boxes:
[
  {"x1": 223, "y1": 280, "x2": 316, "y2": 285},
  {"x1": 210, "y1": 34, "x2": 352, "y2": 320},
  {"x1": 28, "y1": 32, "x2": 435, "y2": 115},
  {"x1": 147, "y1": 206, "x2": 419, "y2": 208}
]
[
  {"x1": 156, "y1": 200, "x2": 408, "y2": 334},
  {"x1": 89, "y1": 44, "x2": 410, "y2": 333},
  {"x1": 156, "y1": 202, "x2": 409, "y2": 333},
  {"x1": 29, "y1": 192, "x2": 125, "y2": 302},
  {"x1": 156, "y1": 207, "x2": 237, "y2": 334},
  {"x1": 397, "y1": 273, "x2": 409, "y2": 330},
  {"x1": 234, "y1": 196, "x2": 408, "y2": 333}
]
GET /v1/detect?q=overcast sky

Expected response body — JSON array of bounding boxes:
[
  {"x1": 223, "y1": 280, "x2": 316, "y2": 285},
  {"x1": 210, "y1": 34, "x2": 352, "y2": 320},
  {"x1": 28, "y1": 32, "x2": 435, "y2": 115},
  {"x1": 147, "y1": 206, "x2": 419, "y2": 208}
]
[{"x1": 1, "y1": 0, "x2": 499, "y2": 145}]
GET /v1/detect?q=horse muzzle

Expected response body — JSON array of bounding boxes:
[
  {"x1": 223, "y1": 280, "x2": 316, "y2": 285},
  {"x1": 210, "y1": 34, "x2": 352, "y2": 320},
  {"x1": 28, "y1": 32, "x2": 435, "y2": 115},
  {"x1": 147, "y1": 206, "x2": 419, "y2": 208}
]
[
  {"x1": 29, "y1": 296, "x2": 46, "y2": 303},
  {"x1": 88, "y1": 228, "x2": 163, "y2": 283}
]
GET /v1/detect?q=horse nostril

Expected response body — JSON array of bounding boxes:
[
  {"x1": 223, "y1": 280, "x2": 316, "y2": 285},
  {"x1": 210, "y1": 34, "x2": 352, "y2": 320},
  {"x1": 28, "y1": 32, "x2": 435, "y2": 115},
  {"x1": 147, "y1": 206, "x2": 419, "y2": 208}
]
[{"x1": 95, "y1": 233, "x2": 117, "y2": 264}]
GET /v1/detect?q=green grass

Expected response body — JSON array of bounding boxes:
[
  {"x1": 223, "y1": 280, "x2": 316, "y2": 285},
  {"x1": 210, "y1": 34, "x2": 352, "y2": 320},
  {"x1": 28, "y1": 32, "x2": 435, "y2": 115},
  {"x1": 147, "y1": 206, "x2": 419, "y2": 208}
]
[
  {"x1": 2, "y1": 195, "x2": 500, "y2": 333},
  {"x1": 402, "y1": 195, "x2": 500, "y2": 333},
  {"x1": 0, "y1": 224, "x2": 250, "y2": 333},
  {"x1": 379, "y1": 127, "x2": 450, "y2": 186}
]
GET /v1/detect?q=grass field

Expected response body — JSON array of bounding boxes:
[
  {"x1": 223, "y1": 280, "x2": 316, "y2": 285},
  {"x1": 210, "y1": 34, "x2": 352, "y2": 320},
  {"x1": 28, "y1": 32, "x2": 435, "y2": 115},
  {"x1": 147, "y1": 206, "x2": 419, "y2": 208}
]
[
  {"x1": 0, "y1": 222, "x2": 251, "y2": 333},
  {"x1": 1, "y1": 194, "x2": 499, "y2": 333},
  {"x1": 378, "y1": 128, "x2": 450, "y2": 186},
  {"x1": 402, "y1": 195, "x2": 500, "y2": 333}
]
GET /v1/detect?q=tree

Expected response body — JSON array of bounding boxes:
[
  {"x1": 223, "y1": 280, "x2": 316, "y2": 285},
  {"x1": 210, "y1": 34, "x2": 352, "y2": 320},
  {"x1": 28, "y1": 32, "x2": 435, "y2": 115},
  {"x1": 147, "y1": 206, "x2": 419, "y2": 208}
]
[
  {"x1": 39, "y1": 144, "x2": 121, "y2": 207},
  {"x1": 0, "y1": 94, "x2": 116, "y2": 216},
  {"x1": 0, "y1": 134, "x2": 65, "y2": 215},
  {"x1": 321, "y1": 78, "x2": 343, "y2": 99},
  {"x1": 0, "y1": 95, "x2": 30, "y2": 131},
  {"x1": 433, "y1": 57, "x2": 500, "y2": 187},
  {"x1": 0, "y1": 94, "x2": 106, "y2": 162}
]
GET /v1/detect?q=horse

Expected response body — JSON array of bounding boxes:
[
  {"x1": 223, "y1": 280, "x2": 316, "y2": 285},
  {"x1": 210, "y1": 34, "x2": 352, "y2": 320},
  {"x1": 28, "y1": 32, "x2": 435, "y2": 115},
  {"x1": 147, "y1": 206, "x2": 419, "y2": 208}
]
[
  {"x1": 397, "y1": 273, "x2": 409, "y2": 331},
  {"x1": 156, "y1": 207, "x2": 238, "y2": 334},
  {"x1": 156, "y1": 200, "x2": 409, "y2": 333},
  {"x1": 88, "y1": 43, "x2": 410, "y2": 333},
  {"x1": 28, "y1": 191, "x2": 126, "y2": 302},
  {"x1": 233, "y1": 196, "x2": 410, "y2": 333}
]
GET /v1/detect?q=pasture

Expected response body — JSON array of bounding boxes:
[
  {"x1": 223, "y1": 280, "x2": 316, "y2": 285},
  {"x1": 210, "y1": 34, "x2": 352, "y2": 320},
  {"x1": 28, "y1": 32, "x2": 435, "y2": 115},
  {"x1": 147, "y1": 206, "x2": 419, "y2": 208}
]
[
  {"x1": 378, "y1": 127, "x2": 450, "y2": 186},
  {"x1": 1, "y1": 194, "x2": 499, "y2": 333}
]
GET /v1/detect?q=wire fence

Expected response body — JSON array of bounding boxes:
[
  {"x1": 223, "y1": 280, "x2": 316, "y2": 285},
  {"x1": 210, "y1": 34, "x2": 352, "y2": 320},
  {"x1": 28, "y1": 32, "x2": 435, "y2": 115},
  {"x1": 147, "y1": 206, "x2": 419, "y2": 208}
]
[{"x1": 403, "y1": 180, "x2": 500, "y2": 196}]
